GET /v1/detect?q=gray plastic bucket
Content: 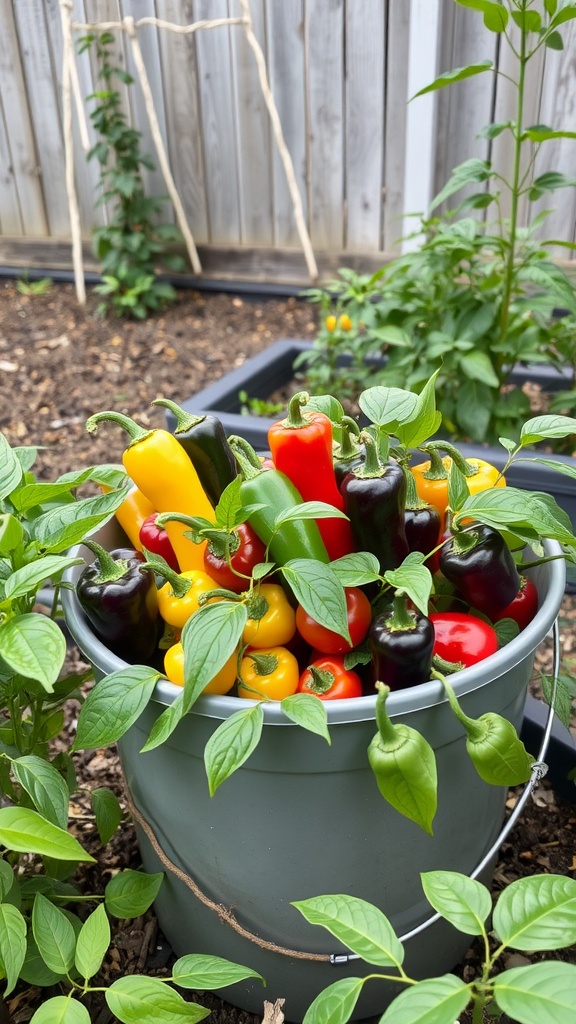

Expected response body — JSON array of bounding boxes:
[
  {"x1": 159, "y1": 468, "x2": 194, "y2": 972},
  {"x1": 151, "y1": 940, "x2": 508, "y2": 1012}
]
[{"x1": 62, "y1": 524, "x2": 565, "y2": 1021}]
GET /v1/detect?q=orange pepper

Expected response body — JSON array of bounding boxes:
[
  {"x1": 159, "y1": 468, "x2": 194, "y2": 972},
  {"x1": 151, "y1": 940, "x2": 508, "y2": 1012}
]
[{"x1": 411, "y1": 450, "x2": 505, "y2": 526}]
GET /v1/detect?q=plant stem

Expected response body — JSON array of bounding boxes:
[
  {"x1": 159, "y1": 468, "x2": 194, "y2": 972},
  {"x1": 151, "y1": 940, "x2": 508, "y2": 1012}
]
[{"x1": 497, "y1": 2, "x2": 528, "y2": 372}]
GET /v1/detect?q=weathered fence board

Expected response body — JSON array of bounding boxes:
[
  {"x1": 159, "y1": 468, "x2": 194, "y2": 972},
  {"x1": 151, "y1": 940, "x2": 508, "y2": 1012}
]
[{"x1": 0, "y1": 0, "x2": 575, "y2": 284}]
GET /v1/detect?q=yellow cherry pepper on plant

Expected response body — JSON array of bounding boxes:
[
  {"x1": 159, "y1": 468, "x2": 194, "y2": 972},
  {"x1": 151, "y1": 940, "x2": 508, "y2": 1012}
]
[
  {"x1": 164, "y1": 642, "x2": 237, "y2": 694},
  {"x1": 153, "y1": 566, "x2": 220, "y2": 630},
  {"x1": 238, "y1": 646, "x2": 300, "y2": 701},
  {"x1": 86, "y1": 411, "x2": 214, "y2": 572},
  {"x1": 242, "y1": 584, "x2": 296, "y2": 649},
  {"x1": 410, "y1": 443, "x2": 505, "y2": 521}
]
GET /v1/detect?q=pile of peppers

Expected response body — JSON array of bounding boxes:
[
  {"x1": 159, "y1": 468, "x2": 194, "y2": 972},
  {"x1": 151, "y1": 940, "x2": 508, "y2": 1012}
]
[{"x1": 78, "y1": 389, "x2": 540, "y2": 704}]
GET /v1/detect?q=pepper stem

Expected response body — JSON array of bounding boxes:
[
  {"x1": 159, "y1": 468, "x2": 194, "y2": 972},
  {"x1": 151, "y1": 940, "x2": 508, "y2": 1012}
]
[
  {"x1": 434, "y1": 672, "x2": 485, "y2": 740},
  {"x1": 306, "y1": 666, "x2": 336, "y2": 694},
  {"x1": 402, "y1": 464, "x2": 428, "y2": 510},
  {"x1": 82, "y1": 540, "x2": 130, "y2": 583},
  {"x1": 373, "y1": 682, "x2": 397, "y2": 744},
  {"x1": 282, "y1": 391, "x2": 310, "y2": 429},
  {"x1": 140, "y1": 560, "x2": 192, "y2": 597},
  {"x1": 386, "y1": 592, "x2": 417, "y2": 632},
  {"x1": 152, "y1": 398, "x2": 206, "y2": 434},
  {"x1": 419, "y1": 447, "x2": 448, "y2": 482},
  {"x1": 249, "y1": 652, "x2": 279, "y2": 676},
  {"x1": 228, "y1": 436, "x2": 265, "y2": 480},
  {"x1": 85, "y1": 410, "x2": 153, "y2": 446},
  {"x1": 423, "y1": 442, "x2": 478, "y2": 479},
  {"x1": 353, "y1": 431, "x2": 385, "y2": 479},
  {"x1": 338, "y1": 416, "x2": 361, "y2": 459}
]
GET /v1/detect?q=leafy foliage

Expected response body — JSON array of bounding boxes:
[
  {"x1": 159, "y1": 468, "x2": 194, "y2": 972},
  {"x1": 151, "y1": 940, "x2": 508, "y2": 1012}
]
[
  {"x1": 300, "y1": 0, "x2": 576, "y2": 446},
  {"x1": 80, "y1": 32, "x2": 185, "y2": 319}
]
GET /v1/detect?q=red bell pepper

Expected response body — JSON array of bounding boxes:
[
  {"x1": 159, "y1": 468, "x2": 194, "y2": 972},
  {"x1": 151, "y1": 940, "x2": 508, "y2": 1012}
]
[
  {"x1": 491, "y1": 575, "x2": 538, "y2": 632},
  {"x1": 139, "y1": 513, "x2": 180, "y2": 572},
  {"x1": 203, "y1": 522, "x2": 266, "y2": 593},
  {"x1": 268, "y1": 392, "x2": 355, "y2": 561},
  {"x1": 295, "y1": 586, "x2": 372, "y2": 654},
  {"x1": 430, "y1": 612, "x2": 498, "y2": 671},
  {"x1": 297, "y1": 655, "x2": 363, "y2": 700}
]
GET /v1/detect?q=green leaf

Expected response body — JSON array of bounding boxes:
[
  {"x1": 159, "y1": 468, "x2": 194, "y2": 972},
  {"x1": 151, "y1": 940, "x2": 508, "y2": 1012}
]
[
  {"x1": 379, "y1": 974, "x2": 471, "y2": 1024},
  {"x1": 358, "y1": 386, "x2": 418, "y2": 429},
  {"x1": 520, "y1": 457, "x2": 576, "y2": 481},
  {"x1": 281, "y1": 693, "x2": 331, "y2": 743},
  {"x1": 301, "y1": 977, "x2": 364, "y2": 1024},
  {"x1": 75, "y1": 904, "x2": 110, "y2": 981},
  {"x1": 275, "y1": 501, "x2": 349, "y2": 527},
  {"x1": 523, "y1": 125, "x2": 576, "y2": 142},
  {"x1": 0, "y1": 431, "x2": 23, "y2": 500},
  {"x1": 73, "y1": 667, "x2": 161, "y2": 750},
  {"x1": 511, "y1": 8, "x2": 542, "y2": 32},
  {"x1": 0, "y1": 903, "x2": 27, "y2": 995},
  {"x1": 494, "y1": 617, "x2": 520, "y2": 647},
  {"x1": 104, "y1": 870, "x2": 164, "y2": 920},
  {"x1": 281, "y1": 559, "x2": 351, "y2": 643},
  {"x1": 420, "y1": 871, "x2": 491, "y2": 936},
  {"x1": 456, "y1": 380, "x2": 494, "y2": 441},
  {"x1": 306, "y1": 394, "x2": 345, "y2": 423},
  {"x1": 551, "y1": 3, "x2": 576, "y2": 28},
  {"x1": 292, "y1": 894, "x2": 404, "y2": 968},
  {"x1": 214, "y1": 477, "x2": 243, "y2": 531},
  {"x1": 4, "y1": 556, "x2": 84, "y2": 600},
  {"x1": 204, "y1": 705, "x2": 264, "y2": 796},
  {"x1": 383, "y1": 556, "x2": 433, "y2": 617},
  {"x1": 12, "y1": 755, "x2": 70, "y2": 829},
  {"x1": 456, "y1": 487, "x2": 576, "y2": 545},
  {"x1": 520, "y1": 414, "x2": 576, "y2": 445},
  {"x1": 455, "y1": 0, "x2": 509, "y2": 30},
  {"x1": 0, "y1": 806, "x2": 95, "y2": 862},
  {"x1": 328, "y1": 551, "x2": 381, "y2": 587},
  {"x1": 447, "y1": 460, "x2": 471, "y2": 515},
  {"x1": 92, "y1": 786, "x2": 123, "y2": 844},
  {"x1": 459, "y1": 350, "x2": 500, "y2": 389},
  {"x1": 493, "y1": 961, "x2": 576, "y2": 1024},
  {"x1": 32, "y1": 893, "x2": 76, "y2": 975},
  {"x1": 540, "y1": 672, "x2": 576, "y2": 730},
  {"x1": 493, "y1": 874, "x2": 576, "y2": 950},
  {"x1": 30, "y1": 997, "x2": 91, "y2": 1024},
  {"x1": 31, "y1": 489, "x2": 127, "y2": 553},
  {"x1": 545, "y1": 28, "x2": 564, "y2": 48},
  {"x1": 106, "y1": 974, "x2": 211, "y2": 1023},
  {"x1": 0, "y1": 614, "x2": 65, "y2": 692},
  {"x1": 0, "y1": 859, "x2": 15, "y2": 900},
  {"x1": 171, "y1": 953, "x2": 263, "y2": 989},
  {"x1": 0, "y1": 513, "x2": 24, "y2": 554},
  {"x1": 394, "y1": 371, "x2": 442, "y2": 449},
  {"x1": 430, "y1": 159, "x2": 492, "y2": 211},
  {"x1": 531, "y1": 170, "x2": 576, "y2": 192},
  {"x1": 412, "y1": 61, "x2": 493, "y2": 100}
]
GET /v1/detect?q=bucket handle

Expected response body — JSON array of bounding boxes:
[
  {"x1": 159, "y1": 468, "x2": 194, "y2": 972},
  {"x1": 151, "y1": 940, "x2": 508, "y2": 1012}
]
[{"x1": 334, "y1": 617, "x2": 561, "y2": 962}]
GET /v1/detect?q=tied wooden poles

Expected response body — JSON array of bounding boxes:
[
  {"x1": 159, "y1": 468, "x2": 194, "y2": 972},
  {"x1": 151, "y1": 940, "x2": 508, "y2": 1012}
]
[{"x1": 58, "y1": 1, "x2": 318, "y2": 304}]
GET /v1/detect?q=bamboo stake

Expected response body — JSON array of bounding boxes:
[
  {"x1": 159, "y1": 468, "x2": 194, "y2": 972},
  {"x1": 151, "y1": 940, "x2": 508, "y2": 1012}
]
[
  {"x1": 60, "y1": 0, "x2": 86, "y2": 304},
  {"x1": 124, "y1": 16, "x2": 202, "y2": 276}
]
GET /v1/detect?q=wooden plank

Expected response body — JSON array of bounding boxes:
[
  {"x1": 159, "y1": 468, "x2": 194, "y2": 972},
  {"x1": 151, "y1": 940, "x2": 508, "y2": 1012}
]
[
  {"x1": 306, "y1": 0, "x2": 345, "y2": 250},
  {"x1": 0, "y1": 3, "x2": 47, "y2": 235},
  {"x1": 266, "y1": 0, "x2": 308, "y2": 248},
  {"x1": 530, "y1": 20, "x2": 576, "y2": 259},
  {"x1": 383, "y1": 0, "x2": 411, "y2": 252},
  {"x1": 0, "y1": 91, "x2": 23, "y2": 235},
  {"x1": 433, "y1": 1, "x2": 497, "y2": 216},
  {"x1": 228, "y1": 0, "x2": 272, "y2": 244},
  {"x1": 12, "y1": 0, "x2": 71, "y2": 235},
  {"x1": 155, "y1": 0, "x2": 209, "y2": 244},
  {"x1": 193, "y1": 0, "x2": 241, "y2": 244},
  {"x1": 344, "y1": 0, "x2": 386, "y2": 251}
]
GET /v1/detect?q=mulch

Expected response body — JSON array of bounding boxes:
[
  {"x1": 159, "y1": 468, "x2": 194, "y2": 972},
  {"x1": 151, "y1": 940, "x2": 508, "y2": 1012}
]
[{"x1": 0, "y1": 279, "x2": 575, "y2": 1024}]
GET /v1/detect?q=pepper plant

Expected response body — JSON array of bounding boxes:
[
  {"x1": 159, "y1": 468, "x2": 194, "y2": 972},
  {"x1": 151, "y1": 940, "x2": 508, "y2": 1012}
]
[
  {"x1": 72, "y1": 381, "x2": 576, "y2": 834},
  {"x1": 0, "y1": 434, "x2": 259, "y2": 1020},
  {"x1": 79, "y1": 32, "x2": 184, "y2": 319},
  {"x1": 300, "y1": 0, "x2": 576, "y2": 444},
  {"x1": 294, "y1": 869, "x2": 576, "y2": 1024}
]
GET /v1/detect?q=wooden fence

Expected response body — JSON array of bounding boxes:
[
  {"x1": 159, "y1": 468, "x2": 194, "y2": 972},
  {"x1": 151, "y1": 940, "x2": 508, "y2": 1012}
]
[{"x1": 0, "y1": 0, "x2": 575, "y2": 286}]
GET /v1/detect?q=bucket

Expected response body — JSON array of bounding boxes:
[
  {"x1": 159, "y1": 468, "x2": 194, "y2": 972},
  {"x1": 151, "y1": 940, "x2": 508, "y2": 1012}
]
[{"x1": 62, "y1": 523, "x2": 565, "y2": 1021}]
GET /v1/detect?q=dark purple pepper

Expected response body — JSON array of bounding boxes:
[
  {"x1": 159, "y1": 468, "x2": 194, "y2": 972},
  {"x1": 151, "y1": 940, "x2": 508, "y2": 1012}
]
[
  {"x1": 403, "y1": 465, "x2": 441, "y2": 558},
  {"x1": 439, "y1": 523, "x2": 520, "y2": 615},
  {"x1": 76, "y1": 541, "x2": 159, "y2": 663},
  {"x1": 152, "y1": 399, "x2": 238, "y2": 506},
  {"x1": 369, "y1": 593, "x2": 434, "y2": 691},
  {"x1": 341, "y1": 432, "x2": 409, "y2": 573}
]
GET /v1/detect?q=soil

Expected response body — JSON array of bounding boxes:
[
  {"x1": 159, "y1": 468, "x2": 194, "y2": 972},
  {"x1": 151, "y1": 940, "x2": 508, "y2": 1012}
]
[{"x1": 0, "y1": 279, "x2": 575, "y2": 1024}]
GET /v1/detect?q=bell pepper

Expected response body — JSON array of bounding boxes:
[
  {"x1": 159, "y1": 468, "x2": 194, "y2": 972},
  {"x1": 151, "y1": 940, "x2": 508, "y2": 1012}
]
[
  {"x1": 295, "y1": 586, "x2": 372, "y2": 654},
  {"x1": 203, "y1": 521, "x2": 266, "y2": 593},
  {"x1": 333, "y1": 416, "x2": 365, "y2": 489},
  {"x1": 101, "y1": 484, "x2": 155, "y2": 551},
  {"x1": 139, "y1": 512, "x2": 180, "y2": 572},
  {"x1": 237, "y1": 646, "x2": 300, "y2": 701},
  {"x1": 402, "y1": 465, "x2": 441, "y2": 565},
  {"x1": 227, "y1": 436, "x2": 330, "y2": 566},
  {"x1": 147, "y1": 562, "x2": 220, "y2": 630},
  {"x1": 368, "y1": 592, "x2": 434, "y2": 691},
  {"x1": 491, "y1": 575, "x2": 538, "y2": 631},
  {"x1": 164, "y1": 641, "x2": 237, "y2": 694},
  {"x1": 297, "y1": 655, "x2": 363, "y2": 700},
  {"x1": 76, "y1": 540, "x2": 159, "y2": 663},
  {"x1": 411, "y1": 443, "x2": 505, "y2": 524},
  {"x1": 85, "y1": 411, "x2": 214, "y2": 572},
  {"x1": 439, "y1": 523, "x2": 520, "y2": 615},
  {"x1": 243, "y1": 584, "x2": 297, "y2": 648},
  {"x1": 341, "y1": 431, "x2": 409, "y2": 573},
  {"x1": 152, "y1": 398, "x2": 238, "y2": 506},
  {"x1": 268, "y1": 392, "x2": 355, "y2": 561},
  {"x1": 430, "y1": 612, "x2": 498, "y2": 671}
]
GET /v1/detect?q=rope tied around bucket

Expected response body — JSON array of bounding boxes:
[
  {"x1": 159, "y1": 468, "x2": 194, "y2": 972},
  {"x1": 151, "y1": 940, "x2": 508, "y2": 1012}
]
[{"x1": 124, "y1": 791, "x2": 331, "y2": 962}]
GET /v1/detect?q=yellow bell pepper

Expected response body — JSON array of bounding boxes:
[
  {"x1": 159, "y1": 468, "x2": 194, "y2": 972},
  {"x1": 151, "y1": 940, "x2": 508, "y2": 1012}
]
[
  {"x1": 238, "y1": 646, "x2": 300, "y2": 701},
  {"x1": 242, "y1": 584, "x2": 296, "y2": 649},
  {"x1": 86, "y1": 411, "x2": 214, "y2": 571},
  {"x1": 156, "y1": 568, "x2": 220, "y2": 630},
  {"x1": 164, "y1": 641, "x2": 237, "y2": 694},
  {"x1": 411, "y1": 447, "x2": 505, "y2": 522}
]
